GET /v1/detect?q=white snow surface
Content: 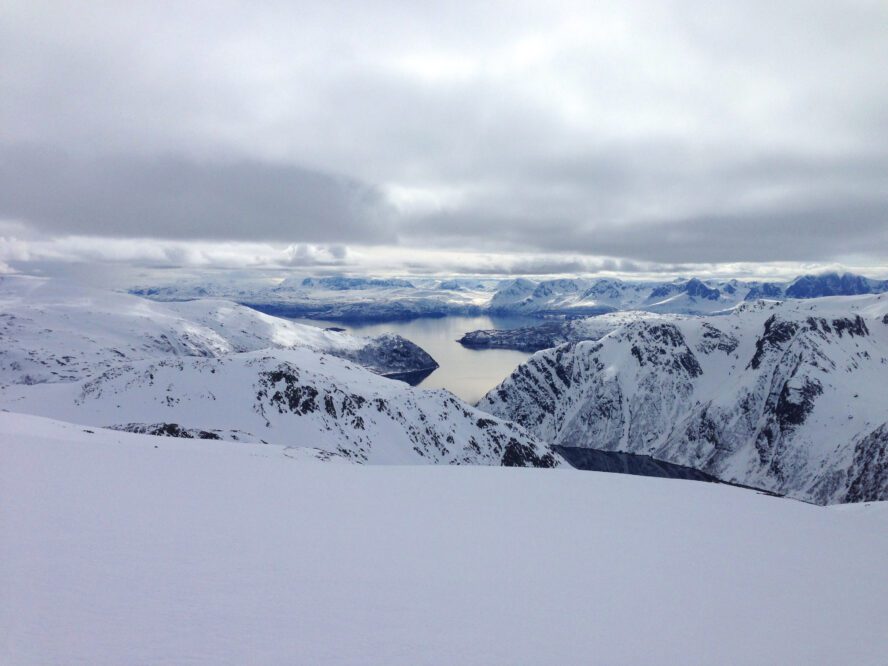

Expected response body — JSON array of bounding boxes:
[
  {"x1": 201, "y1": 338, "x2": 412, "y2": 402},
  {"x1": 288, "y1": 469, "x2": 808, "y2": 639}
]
[{"x1": 1, "y1": 411, "x2": 886, "y2": 665}]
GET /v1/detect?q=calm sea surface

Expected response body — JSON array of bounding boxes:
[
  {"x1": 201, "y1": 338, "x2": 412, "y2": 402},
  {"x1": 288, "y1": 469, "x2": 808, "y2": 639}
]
[{"x1": 290, "y1": 315, "x2": 538, "y2": 404}]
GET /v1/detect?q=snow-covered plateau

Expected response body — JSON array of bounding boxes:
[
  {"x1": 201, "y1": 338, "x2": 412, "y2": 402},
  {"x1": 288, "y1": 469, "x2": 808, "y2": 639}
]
[
  {"x1": 2, "y1": 411, "x2": 886, "y2": 666},
  {"x1": 479, "y1": 294, "x2": 888, "y2": 504}
]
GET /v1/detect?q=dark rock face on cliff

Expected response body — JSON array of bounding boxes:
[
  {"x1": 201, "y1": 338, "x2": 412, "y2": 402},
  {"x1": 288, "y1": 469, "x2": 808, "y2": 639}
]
[{"x1": 478, "y1": 295, "x2": 888, "y2": 504}]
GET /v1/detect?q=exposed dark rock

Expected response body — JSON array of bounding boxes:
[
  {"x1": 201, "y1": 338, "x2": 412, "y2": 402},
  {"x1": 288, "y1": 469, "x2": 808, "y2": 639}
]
[
  {"x1": 776, "y1": 377, "x2": 823, "y2": 429},
  {"x1": 502, "y1": 438, "x2": 558, "y2": 467},
  {"x1": 110, "y1": 422, "x2": 224, "y2": 439},
  {"x1": 630, "y1": 324, "x2": 703, "y2": 377},
  {"x1": 749, "y1": 316, "x2": 799, "y2": 369},
  {"x1": 784, "y1": 272, "x2": 884, "y2": 298},
  {"x1": 831, "y1": 315, "x2": 869, "y2": 338},
  {"x1": 684, "y1": 278, "x2": 720, "y2": 300},
  {"x1": 334, "y1": 333, "x2": 439, "y2": 380},
  {"x1": 743, "y1": 283, "x2": 784, "y2": 301},
  {"x1": 844, "y1": 424, "x2": 888, "y2": 503}
]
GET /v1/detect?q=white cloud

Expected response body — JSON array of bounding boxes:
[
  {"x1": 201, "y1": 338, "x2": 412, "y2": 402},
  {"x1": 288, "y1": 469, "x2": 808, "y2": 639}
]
[
  {"x1": 1, "y1": 1, "x2": 886, "y2": 268},
  {"x1": 0, "y1": 233, "x2": 351, "y2": 270},
  {"x1": 3, "y1": 232, "x2": 887, "y2": 282}
]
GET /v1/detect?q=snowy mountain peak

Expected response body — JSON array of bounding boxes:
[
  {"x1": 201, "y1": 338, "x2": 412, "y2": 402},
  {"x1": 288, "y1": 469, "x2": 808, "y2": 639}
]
[{"x1": 683, "y1": 277, "x2": 721, "y2": 300}]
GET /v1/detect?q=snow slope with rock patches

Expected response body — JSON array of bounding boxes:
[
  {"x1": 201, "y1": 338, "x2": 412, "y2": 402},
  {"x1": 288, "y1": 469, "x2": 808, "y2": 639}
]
[
  {"x1": 479, "y1": 294, "x2": 888, "y2": 503},
  {"x1": 0, "y1": 345, "x2": 556, "y2": 466}
]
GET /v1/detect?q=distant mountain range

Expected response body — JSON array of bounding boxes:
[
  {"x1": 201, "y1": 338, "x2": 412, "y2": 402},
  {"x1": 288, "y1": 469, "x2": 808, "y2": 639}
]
[
  {"x1": 129, "y1": 271, "x2": 888, "y2": 322},
  {"x1": 460, "y1": 272, "x2": 888, "y2": 351},
  {"x1": 486, "y1": 272, "x2": 888, "y2": 317}
]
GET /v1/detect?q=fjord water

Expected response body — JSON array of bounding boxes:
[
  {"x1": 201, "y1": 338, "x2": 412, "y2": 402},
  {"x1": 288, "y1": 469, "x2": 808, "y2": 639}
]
[{"x1": 292, "y1": 315, "x2": 537, "y2": 404}]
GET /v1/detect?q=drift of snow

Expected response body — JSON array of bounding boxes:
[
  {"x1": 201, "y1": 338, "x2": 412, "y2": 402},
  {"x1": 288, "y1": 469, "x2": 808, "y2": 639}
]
[{"x1": 1, "y1": 411, "x2": 886, "y2": 665}]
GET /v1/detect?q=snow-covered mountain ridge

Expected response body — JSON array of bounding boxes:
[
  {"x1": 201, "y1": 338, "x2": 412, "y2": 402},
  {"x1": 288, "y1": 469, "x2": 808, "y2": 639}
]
[
  {"x1": 0, "y1": 347, "x2": 556, "y2": 466},
  {"x1": 487, "y1": 272, "x2": 888, "y2": 317},
  {"x1": 478, "y1": 294, "x2": 888, "y2": 503}
]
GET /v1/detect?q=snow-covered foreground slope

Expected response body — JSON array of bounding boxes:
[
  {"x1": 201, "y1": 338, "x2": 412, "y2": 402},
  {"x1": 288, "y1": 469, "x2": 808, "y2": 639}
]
[
  {"x1": 0, "y1": 276, "x2": 437, "y2": 385},
  {"x1": 0, "y1": 347, "x2": 555, "y2": 466},
  {"x1": 2, "y1": 412, "x2": 886, "y2": 666},
  {"x1": 480, "y1": 294, "x2": 888, "y2": 504}
]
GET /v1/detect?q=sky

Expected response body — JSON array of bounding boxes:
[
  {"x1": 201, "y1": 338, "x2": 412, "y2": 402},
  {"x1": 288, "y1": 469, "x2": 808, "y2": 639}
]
[{"x1": 2, "y1": 0, "x2": 887, "y2": 279}]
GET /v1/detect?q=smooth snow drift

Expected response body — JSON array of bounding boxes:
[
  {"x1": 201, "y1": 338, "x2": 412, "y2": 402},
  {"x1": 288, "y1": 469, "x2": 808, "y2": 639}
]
[{"x1": 1, "y1": 412, "x2": 886, "y2": 665}]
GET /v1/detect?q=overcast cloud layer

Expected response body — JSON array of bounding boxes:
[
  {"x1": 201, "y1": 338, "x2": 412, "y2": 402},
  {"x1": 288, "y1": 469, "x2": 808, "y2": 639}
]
[{"x1": 2, "y1": 0, "x2": 887, "y2": 275}]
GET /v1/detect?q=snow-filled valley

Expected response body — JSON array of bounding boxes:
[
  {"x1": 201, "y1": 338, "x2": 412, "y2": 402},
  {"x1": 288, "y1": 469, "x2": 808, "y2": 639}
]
[{"x1": 2, "y1": 411, "x2": 887, "y2": 666}]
